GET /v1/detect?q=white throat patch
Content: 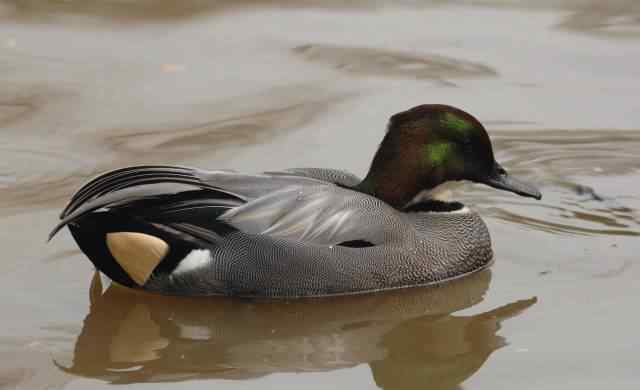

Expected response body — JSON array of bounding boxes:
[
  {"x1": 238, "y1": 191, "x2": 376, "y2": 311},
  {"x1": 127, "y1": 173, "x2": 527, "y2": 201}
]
[
  {"x1": 403, "y1": 182, "x2": 470, "y2": 214},
  {"x1": 406, "y1": 182, "x2": 460, "y2": 207}
]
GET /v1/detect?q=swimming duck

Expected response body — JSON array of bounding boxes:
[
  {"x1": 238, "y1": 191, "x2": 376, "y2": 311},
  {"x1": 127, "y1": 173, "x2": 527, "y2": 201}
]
[{"x1": 49, "y1": 104, "x2": 541, "y2": 297}]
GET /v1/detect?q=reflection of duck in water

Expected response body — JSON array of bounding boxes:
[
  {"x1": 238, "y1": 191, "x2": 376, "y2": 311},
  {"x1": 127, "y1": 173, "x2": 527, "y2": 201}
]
[{"x1": 58, "y1": 271, "x2": 535, "y2": 388}]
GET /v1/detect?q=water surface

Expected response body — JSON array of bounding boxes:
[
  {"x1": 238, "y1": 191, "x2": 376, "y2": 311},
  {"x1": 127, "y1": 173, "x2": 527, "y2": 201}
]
[{"x1": 1, "y1": 1, "x2": 639, "y2": 389}]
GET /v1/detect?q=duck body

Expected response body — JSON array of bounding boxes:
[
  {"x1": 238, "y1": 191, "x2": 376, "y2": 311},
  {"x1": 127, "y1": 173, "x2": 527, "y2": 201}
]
[{"x1": 50, "y1": 104, "x2": 539, "y2": 298}]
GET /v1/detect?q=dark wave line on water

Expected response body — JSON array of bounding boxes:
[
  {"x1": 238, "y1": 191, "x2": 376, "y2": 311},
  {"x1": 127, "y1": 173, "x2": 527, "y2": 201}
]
[
  {"x1": 488, "y1": 208, "x2": 640, "y2": 237},
  {"x1": 101, "y1": 91, "x2": 352, "y2": 156},
  {"x1": 293, "y1": 43, "x2": 498, "y2": 85}
]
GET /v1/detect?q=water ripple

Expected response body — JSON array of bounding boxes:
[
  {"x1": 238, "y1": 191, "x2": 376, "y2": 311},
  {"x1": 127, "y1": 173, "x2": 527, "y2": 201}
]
[
  {"x1": 462, "y1": 131, "x2": 640, "y2": 237},
  {"x1": 0, "y1": 85, "x2": 353, "y2": 213},
  {"x1": 293, "y1": 44, "x2": 497, "y2": 85},
  {"x1": 102, "y1": 89, "x2": 351, "y2": 157},
  {"x1": 0, "y1": 146, "x2": 95, "y2": 215}
]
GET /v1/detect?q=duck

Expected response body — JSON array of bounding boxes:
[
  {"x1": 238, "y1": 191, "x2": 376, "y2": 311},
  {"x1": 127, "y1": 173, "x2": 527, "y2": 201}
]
[{"x1": 49, "y1": 104, "x2": 541, "y2": 298}]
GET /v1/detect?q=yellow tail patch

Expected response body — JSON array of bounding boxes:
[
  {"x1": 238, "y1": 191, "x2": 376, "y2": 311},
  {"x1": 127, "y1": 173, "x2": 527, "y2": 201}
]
[{"x1": 106, "y1": 232, "x2": 169, "y2": 286}]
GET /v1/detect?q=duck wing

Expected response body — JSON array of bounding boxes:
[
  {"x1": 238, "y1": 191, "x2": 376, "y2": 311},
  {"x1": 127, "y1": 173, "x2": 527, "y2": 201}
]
[
  {"x1": 220, "y1": 184, "x2": 402, "y2": 247},
  {"x1": 50, "y1": 165, "x2": 358, "y2": 240}
]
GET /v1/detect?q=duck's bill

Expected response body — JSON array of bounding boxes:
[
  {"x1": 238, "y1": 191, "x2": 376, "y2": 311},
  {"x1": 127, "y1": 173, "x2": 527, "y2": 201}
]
[{"x1": 484, "y1": 168, "x2": 542, "y2": 200}]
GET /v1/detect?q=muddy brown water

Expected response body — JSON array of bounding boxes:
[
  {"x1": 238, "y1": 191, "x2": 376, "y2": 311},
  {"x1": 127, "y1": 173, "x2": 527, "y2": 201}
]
[{"x1": 1, "y1": 1, "x2": 639, "y2": 389}]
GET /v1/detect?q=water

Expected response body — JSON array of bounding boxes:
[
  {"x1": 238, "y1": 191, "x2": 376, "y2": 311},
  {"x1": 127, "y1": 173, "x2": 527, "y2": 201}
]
[{"x1": 1, "y1": 1, "x2": 639, "y2": 389}]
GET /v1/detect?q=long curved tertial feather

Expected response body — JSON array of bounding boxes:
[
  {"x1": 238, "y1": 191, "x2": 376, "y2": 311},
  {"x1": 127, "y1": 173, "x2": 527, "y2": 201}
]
[
  {"x1": 221, "y1": 184, "x2": 401, "y2": 246},
  {"x1": 50, "y1": 165, "x2": 333, "y2": 240}
]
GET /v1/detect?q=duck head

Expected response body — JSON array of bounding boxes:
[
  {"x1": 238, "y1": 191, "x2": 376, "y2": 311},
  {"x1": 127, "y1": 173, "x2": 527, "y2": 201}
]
[{"x1": 358, "y1": 104, "x2": 542, "y2": 208}]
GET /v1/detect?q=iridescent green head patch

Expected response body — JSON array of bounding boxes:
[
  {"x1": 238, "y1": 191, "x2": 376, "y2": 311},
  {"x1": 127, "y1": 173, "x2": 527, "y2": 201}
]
[
  {"x1": 441, "y1": 112, "x2": 473, "y2": 132},
  {"x1": 423, "y1": 142, "x2": 453, "y2": 166}
]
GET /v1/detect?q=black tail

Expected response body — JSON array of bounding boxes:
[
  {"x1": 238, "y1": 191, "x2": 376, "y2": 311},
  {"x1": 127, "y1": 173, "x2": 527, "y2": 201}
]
[
  {"x1": 66, "y1": 211, "x2": 230, "y2": 288},
  {"x1": 65, "y1": 194, "x2": 238, "y2": 287},
  {"x1": 67, "y1": 212, "x2": 148, "y2": 288}
]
